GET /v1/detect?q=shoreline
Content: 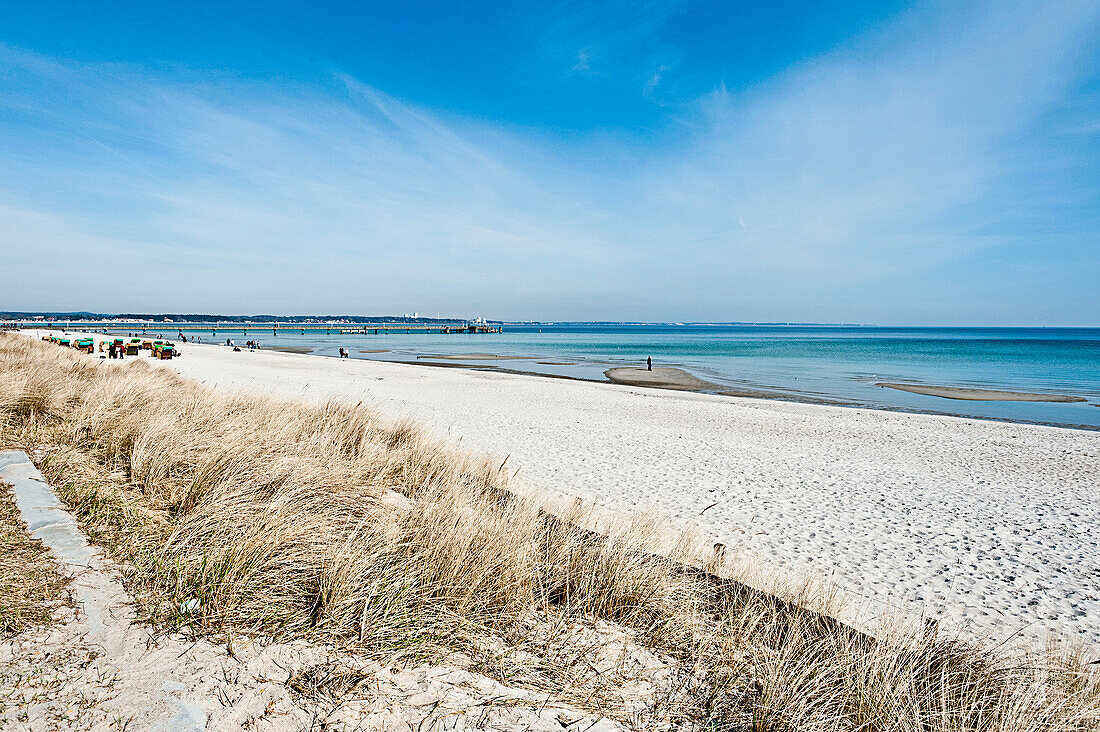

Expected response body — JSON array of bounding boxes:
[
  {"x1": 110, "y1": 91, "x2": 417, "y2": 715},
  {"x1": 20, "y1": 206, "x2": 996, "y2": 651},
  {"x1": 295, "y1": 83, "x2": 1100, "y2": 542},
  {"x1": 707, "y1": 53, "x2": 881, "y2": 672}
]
[
  {"x1": 38, "y1": 324, "x2": 1100, "y2": 439},
  {"x1": 400, "y1": 353, "x2": 1099, "y2": 431},
  {"x1": 30, "y1": 330, "x2": 1099, "y2": 649},
  {"x1": 10, "y1": 333, "x2": 1093, "y2": 728},
  {"x1": 24, "y1": 328, "x2": 1100, "y2": 430}
]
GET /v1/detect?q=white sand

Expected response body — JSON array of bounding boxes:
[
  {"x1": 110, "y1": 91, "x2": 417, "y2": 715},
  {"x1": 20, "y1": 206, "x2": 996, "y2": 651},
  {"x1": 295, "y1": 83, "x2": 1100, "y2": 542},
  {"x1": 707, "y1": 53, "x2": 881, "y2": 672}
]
[{"x1": 35, "y1": 332, "x2": 1100, "y2": 648}]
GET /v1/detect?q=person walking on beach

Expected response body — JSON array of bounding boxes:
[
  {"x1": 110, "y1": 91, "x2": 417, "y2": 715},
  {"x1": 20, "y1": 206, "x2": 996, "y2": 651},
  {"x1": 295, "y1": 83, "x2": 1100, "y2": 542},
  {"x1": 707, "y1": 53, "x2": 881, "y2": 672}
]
[{"x1": 647, "y1": 356, "x2": 652, "y2": 371}]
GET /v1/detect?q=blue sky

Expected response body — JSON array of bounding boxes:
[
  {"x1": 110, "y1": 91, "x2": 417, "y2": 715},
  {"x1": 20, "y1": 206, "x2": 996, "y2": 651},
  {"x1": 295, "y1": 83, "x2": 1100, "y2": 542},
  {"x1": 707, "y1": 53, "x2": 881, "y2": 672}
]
[{"x1": 1, "y1": 1, "x2": 1097, "y2": 324}]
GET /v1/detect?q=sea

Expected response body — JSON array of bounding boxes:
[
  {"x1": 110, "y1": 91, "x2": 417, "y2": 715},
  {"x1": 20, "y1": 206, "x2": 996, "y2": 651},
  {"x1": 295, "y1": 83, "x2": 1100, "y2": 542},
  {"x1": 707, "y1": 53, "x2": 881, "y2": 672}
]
[{"x1": 114, "y1": 324, "x2": 1100, "y2": 430}]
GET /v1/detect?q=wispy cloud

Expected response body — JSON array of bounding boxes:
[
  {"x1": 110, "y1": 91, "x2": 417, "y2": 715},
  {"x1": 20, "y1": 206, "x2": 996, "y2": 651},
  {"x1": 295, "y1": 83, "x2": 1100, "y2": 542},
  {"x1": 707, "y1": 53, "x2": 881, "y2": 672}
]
[
  {"x1": 589, "y1": 2, "x2": 1100, "y2": 320},
  {"x1": 0, "y1": 1, "x2": 1097, "y2": 323},
  {"x1": 541, "y1": 0, "x2": 684, "y2": 90}
]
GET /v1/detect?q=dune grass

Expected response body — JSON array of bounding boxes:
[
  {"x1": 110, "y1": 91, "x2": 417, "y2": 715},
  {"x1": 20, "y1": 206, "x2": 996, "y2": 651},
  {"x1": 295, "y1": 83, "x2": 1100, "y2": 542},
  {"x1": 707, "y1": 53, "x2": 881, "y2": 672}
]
[
  {"x1": 0, "y1": 477, "x2": 71, "y2": 637},
  {"x1": 1, "y1": 331, "x2": 1097, "y2": 730}
]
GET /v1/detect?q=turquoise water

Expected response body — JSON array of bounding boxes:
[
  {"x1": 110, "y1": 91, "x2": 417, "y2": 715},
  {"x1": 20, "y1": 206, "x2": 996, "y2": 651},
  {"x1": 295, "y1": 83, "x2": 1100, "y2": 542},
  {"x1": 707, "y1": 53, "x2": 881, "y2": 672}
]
[{"x1": 140, "y1": 325, "x2": 1100, "y2": 429}]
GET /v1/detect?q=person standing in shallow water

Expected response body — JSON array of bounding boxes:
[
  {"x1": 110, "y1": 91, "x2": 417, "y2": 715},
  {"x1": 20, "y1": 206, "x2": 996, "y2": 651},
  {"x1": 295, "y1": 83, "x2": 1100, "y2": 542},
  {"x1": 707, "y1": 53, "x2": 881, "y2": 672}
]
[{"x1": 647, "y1": 356, "x2": 652, "y2": 371}]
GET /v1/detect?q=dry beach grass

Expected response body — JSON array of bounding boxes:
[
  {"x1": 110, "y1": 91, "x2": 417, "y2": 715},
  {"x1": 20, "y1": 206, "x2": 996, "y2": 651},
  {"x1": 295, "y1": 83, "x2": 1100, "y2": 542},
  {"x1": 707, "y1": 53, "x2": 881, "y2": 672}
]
[
  {"x1": 1, "y1": 332, "x2": 1098, "y2": 730},
  {"x1": 0, "y1": 479, "x2": 71, "y2": 637}
]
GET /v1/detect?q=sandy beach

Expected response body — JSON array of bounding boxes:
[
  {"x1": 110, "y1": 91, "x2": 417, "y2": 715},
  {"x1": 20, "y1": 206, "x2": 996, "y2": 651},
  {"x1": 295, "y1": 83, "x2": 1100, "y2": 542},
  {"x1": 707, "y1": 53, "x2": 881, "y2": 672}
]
[
  {"x1": 9, "y1": 329, "x2": 1100, "y2": 730},
  {"x1": 74, "y1": 337, "x2": 1089, "y2": 651},
  {"x1": 27, "y1": 333, "x2": 1100, "y2": 649}
]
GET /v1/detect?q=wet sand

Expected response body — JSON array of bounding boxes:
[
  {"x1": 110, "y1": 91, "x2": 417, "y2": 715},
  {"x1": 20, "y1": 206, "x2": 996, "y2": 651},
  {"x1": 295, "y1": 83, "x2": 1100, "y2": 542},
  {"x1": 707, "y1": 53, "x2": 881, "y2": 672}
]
[
  {"x1": 604, "y1": 367, "x2": 723, "y2": 391},
  {"x1": 602, "y1": 366, "x2": 826, "y2": 403},
  {"x1": 262, "y1": 345, "x2": 313, "y2": 354},
  {"x1": 877, "y1": 382, "x2": 1087, "y2": 402},
  {"x1": 406, "y1": 360, "x2": 846, "y2": 404}
]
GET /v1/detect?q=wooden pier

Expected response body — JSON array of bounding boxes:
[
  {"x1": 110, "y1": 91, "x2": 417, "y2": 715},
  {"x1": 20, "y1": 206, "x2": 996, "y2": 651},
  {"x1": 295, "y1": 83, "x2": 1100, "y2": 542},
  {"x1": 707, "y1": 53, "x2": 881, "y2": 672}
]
[{"x1": 339, "y1": 324, "x2": 501, "y2": 335}]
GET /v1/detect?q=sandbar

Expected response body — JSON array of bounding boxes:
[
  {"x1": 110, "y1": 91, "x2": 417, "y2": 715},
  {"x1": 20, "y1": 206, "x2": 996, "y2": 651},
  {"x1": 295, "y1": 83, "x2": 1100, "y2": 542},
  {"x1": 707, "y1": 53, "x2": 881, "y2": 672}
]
[
  {"x1": 877, "y1": 382, "x2": 1086, "y2": 402},
  {"x1": 359, "y1": 349, "x2": 390, "y2": 354},
  {"x1": 261, "y1": 345, "x2": 313, "y2": 354},
  {"x1": 604, "y1": 366, "x2": 723, "y2": 391}
]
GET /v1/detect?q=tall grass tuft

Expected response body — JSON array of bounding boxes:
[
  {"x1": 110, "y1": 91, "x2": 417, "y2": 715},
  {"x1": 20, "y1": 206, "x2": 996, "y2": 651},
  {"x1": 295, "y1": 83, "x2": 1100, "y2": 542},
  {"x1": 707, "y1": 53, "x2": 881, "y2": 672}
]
[{"x1": 1, "y1": 332, "x2": 1097, "y2": 730}]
